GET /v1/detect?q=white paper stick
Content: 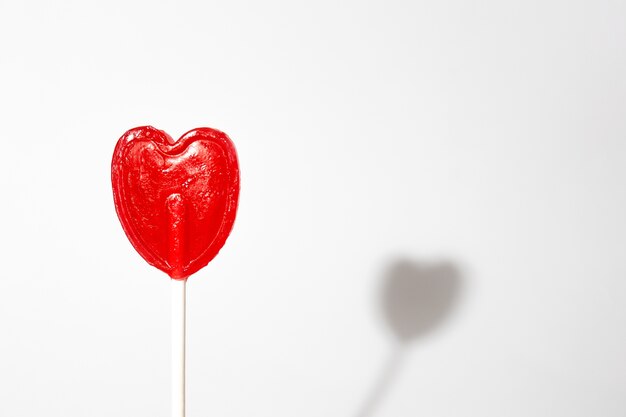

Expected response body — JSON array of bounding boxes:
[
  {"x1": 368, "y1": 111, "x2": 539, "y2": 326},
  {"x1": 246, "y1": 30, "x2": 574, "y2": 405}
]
[{"x1": 171, "y1": 278, "x2": 186, "y2": 417}]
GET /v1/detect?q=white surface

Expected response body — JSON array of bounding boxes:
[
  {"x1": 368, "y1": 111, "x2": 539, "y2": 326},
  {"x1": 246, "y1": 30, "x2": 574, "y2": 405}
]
[
  {"x1": 1, "y1": 0, "x2": 625, "y2": 416},
  {"x1": 171, "y1": 279, "x2": 186, "y2": 417}
]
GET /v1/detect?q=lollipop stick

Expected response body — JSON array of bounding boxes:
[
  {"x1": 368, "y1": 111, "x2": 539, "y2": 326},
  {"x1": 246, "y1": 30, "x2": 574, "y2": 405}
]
[
  {"x1": 171, "y1": 278, "x2": 186, "y2": 417},
  {"x1": 167, "y1": 193, "x2": 186, "y2": 417}
]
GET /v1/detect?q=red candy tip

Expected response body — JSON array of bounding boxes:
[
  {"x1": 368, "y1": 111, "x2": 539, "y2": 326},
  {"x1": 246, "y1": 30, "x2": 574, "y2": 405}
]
[{"x1": 112, "y1": 126, "x2": 240, "y2": 279}]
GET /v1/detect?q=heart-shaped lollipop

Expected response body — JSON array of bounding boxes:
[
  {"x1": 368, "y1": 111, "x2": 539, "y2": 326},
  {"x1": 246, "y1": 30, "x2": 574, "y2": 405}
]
[{"x1": 111, "y1": 126, "x2": 240, "y2": 279}]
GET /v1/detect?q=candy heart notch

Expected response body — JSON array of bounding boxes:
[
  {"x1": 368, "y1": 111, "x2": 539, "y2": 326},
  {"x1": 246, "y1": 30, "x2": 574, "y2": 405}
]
[{"x1": 112, "y1": 126, "x2": 240, "y2": 280}]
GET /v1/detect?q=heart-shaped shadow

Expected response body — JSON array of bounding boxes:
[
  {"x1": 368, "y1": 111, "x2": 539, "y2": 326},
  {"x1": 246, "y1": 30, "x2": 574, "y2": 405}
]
[
  {"x1": 382, "y1": 259, "x2": 460, "y2": 344},
  {"x1": 354, "y1": 258, "x2": 462, "y2": 417}
]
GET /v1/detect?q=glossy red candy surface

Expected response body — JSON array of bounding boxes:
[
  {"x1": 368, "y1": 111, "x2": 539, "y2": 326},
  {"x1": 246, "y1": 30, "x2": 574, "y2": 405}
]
[{"x1": 112, "y1": 126, "x2": 240, "y2": 279}]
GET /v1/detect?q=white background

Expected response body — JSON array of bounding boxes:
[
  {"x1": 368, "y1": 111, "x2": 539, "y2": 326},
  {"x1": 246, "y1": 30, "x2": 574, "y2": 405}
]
[{"x1": 1, "y1": 0, "x2": 625, "y2": 416}]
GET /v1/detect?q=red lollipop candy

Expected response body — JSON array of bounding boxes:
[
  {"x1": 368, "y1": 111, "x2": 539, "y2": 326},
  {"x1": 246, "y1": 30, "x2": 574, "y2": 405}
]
[
  {"x1": 111, "y1": 126, "x2": 240, "y2": 279},
  {"x1": 111, "y1": 126, "x2": 239, "y2": 417}
]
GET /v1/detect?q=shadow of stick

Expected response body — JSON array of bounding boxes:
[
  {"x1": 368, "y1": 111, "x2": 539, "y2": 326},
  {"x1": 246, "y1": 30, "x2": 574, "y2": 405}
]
[{"x1": 353, "y1": 347, "x2": 405, "y2": 417}]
